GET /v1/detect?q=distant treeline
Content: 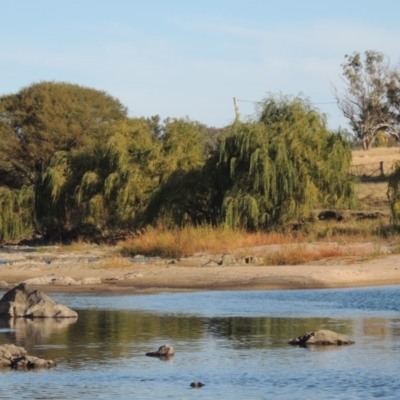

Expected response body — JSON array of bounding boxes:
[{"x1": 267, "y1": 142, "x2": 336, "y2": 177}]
[{"x1": 0, "y1": 82, "x2": 356, "y2": 242}]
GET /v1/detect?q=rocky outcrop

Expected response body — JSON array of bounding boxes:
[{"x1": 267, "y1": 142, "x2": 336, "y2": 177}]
[
  {"x1": 0, "y1": 344, "x2": 56, "y2": 369},
  {"x1": 145, "y1": 344, "x2": 174, "y2": 358},
  {"x1": 0, "y1": 283, "x2": 78, "y2": 318},
  {"x1": 289, "y1": 329, "x2": 354, "y2": 346}
]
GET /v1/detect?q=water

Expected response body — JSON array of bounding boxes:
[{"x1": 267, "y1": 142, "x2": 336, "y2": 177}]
[{"x1": 0, "y1": 287, "x2": 400, "y2": 399}]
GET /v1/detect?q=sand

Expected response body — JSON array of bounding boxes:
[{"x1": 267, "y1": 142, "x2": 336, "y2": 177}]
[{"x1": 0, "y1": 243, "x2": 400, "y2": 294}]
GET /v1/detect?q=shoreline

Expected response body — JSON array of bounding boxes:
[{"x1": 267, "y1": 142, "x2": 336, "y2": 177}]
[{"x1": 1, "y1": 248, "x2": 400, "y2": 294}]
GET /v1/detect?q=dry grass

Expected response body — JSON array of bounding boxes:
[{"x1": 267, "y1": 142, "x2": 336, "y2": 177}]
[
  {"x1": 355, "y1": 181, "x2": 389, "y2": 210},
  {"x1": 119, "y1": 225, "x2": 301, "y2": 258},
  {"x1": 118, "y1": 222, "x2": 400, "y2": 263},
  {"x1": 352, "y1": 147, "x2": 400, "y2": 176},
  {"x1": 262, "y1": 243, "x2": 380, "y2": 266},
  {"x1": 94, "y1": 255, "x2": 133, "y2": 269}
]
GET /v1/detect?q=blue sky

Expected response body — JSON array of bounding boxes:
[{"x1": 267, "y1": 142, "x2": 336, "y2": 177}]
[{"x1": 2, "y1": 0, "x2": 400, "y2": 129}]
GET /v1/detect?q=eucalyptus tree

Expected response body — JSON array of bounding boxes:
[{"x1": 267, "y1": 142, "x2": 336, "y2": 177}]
[
  {"x1": 35, "y1": 118, "x2": 160, "y2": 239},
  {"x1": 333, "y1": 51, "x2": 400, "y2": 150},
  {"x1": 0, "y1": 81, "x2": 127, "y2": 187},
  {"x1": 219, "y1": 95, "x2": 355, "y2": 230}
]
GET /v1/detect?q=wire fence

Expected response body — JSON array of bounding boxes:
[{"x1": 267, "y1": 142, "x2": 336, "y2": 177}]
[{"x1": 350, "y1": 161, "x2": 386, "y2": 180}]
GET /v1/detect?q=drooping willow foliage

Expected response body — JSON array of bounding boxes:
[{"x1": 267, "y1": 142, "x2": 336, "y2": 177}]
[
  {"x1": 35, "y1": 119, "x2": 160, "y2": 239},
  {"x1": 0, "y1": 82, "x2": 360, "y2": 242},
  {"x1": 388, "y1": 162, "x2": 400, "y2": 226},
  {"x1": 219, "y1": 96, "x2": 356, "y2": 230},
  {"x1": 0, "y1": 186, "x2": 35, "y2": 241}
]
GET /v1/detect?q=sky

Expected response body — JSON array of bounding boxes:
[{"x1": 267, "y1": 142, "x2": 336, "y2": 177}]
[{"x1": 2, "y1": 0, "x2": 400, "y2": 130}]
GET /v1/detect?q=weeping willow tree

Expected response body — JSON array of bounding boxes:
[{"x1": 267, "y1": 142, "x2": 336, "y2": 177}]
[
  {"x1": 219, "y1": 95, "x2": 356, "y2": 230},
  {"x1": 35, "y1": 118, "x2": 160, "y2": 239},
  {"x1": 388, "y1": 162, "x2": 400, "y2": 227},
  {"x1": 0, "y1": 186, "x2": 35, "y2": 241}
]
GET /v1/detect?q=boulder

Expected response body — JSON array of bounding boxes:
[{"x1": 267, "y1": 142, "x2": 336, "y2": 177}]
[
  {"x1": 289, "y1": 329, "x2": 354, "y2": 346},
  {"x1": 0, "y1": 283, "x2": 78, "y2": 318},
  {"x1": 0, "y1": 344, "x2": 55, "y2": 369},
  {"x1": 145, "y1": 344, "x2": 174, "y2": 358}
]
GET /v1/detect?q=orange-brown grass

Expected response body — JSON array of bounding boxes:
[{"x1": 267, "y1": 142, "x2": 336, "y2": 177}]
[
  {"x1": 119, "y1": 225, "x2": 302, "y2": 258},
  {"x1": 262, "y1": 244, "x2": 377, "y2": 266}
]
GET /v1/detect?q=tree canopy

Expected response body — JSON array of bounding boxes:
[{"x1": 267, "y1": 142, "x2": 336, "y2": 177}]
[
  {"x1": 0, "y1": 81, "x2": 127, "y2": 187},
  {"x1": 334, "y1": 51, "x2": 400, "y2": 150},
  {"x1": 35, "y1": 118, "x2": 160, "y2": 239},
  {"x1": 218, "y1": 96, "x2": 355, "y2": 230},
  {"x1": 0, "y1": 82, "x2": 359, "y2": 242}
]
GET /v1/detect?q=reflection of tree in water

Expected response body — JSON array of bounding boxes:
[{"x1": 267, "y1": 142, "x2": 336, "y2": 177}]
[
  {"x1": 206, "y1": 317, "x2": 354, "y2": 349},
  {"x1": 0, "y1": 318, "x2": 77, "y2": 348},
  {"x1": 0, "y1": 310, "x2": 359, "y2": 367},
  {"x1": 0, "y1": 310, "x2": 206, "y2": 365}
]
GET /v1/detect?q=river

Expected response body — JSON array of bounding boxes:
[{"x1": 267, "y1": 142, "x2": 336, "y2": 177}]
[{"x1": 0, "y1": 287, "x2": 400, "y2": 399}]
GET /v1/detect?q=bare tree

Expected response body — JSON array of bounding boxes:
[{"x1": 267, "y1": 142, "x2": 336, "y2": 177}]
[{"x1": 333, "y1": 51, "x2": 400, "y2": 150}]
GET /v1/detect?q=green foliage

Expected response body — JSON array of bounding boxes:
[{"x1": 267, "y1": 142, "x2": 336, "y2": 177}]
[
  {"x1": 388, "y1": 162, "x2": 400, "y2": 227},
  {"x1": 159, "y1": 118, "x2": 206, "y2": 182},
  {"x1": 0, "y1": 186, "x2": 35, "y2": 241},
  {"x1": 145, "y1": 118, "x2": 217, "y2": 226},
  {"x1": 36, "y1": 118, "x2": 160, "y2": 238},
  {"x1": 0, "y1": 81, "x2": 127, "y2": 187},
  {"x1": 219, "y1": 95, "x2": 356, "y2": 230}
]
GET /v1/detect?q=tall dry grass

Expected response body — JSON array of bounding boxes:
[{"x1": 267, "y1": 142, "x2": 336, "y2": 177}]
[
  {"x1": 119, "y1": 225, "x2": 300, "y2": 258},
  {"x1": 118, "y1": 218, "x2": 400, "y2": 263},
  {"x1": 262, "y1": 244, "x2": 378, "y2": 266}
]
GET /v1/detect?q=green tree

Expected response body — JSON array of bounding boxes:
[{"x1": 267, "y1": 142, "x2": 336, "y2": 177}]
[
  {"x1": 333, "y1": 51, "x2": 400, "y2": 150},
  {"x1": 0, "y1": 81, "x2": 127, "y2": 187},
  {"x1": 35, "y1": 118, "x2": 160, "y2": 239},
  {"x1": 144, "y1": 118, "x2": 213, "y2": 226},
  {"x1": 0, "y1": 186, "x2": 34, "y2": 241},
  {"x1": 219, "y1": 95, "x2": 355, "y2": 230},
  {"x1": 158, "y1": 118, "x2": 206, "y2": 183}
]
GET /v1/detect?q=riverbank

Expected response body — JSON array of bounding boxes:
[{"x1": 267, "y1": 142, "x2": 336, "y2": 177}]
[{"x1": 0, "y1": 242, "x2": 400, "y2": 293}]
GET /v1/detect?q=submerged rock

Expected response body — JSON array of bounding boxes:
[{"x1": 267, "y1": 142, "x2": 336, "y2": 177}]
[
  {"x1": 289, "y1": 329, "x2": 354, "y2": 346},
  {"x1": 0, "y1": 283, "x2": 78, "y2": 318},
  {"x1": 0, "y1": 344, "x2": 55, "y2": 369},
  {"x1": 145, "y1": 344, "x2": 174, "y2": 358}
]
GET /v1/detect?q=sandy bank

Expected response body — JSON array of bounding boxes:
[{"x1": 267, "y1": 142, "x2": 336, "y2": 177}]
[{"x1": 0, "y1": 244, "x2": 400, "y2": 294}]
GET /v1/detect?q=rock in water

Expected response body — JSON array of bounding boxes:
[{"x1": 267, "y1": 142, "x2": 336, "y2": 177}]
[
  {"x1": 190, "y1": 382, "x2": 205, "y2": 388},
  {"x1": 289, "y1": 329, "x2": 354, "y2": 346},
  {"x1": 145, "y1": 344, "x2": 174, "y2": 357},
  {"x1": 0, "y1": 283, "x2": 78, "y2": 318},
  {"x1": 0, "y1": 344, "x2": 55, "y2": 369}
]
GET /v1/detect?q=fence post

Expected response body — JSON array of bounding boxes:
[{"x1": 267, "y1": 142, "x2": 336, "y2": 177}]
[{"x1": 380, "y1": 161, "x2": 384, "y2": 176}]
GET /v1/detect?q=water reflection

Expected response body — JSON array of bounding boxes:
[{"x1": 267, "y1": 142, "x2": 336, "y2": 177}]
[
  {"x1": 0, "y1": 317, "x2": 77, "y2": 347},
  {"x1": 0, "y1": 309, "x2": 361, "y2": 363},
  {"x1": 0, "y1": 288, "x2": 400, "y2": 399}
]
